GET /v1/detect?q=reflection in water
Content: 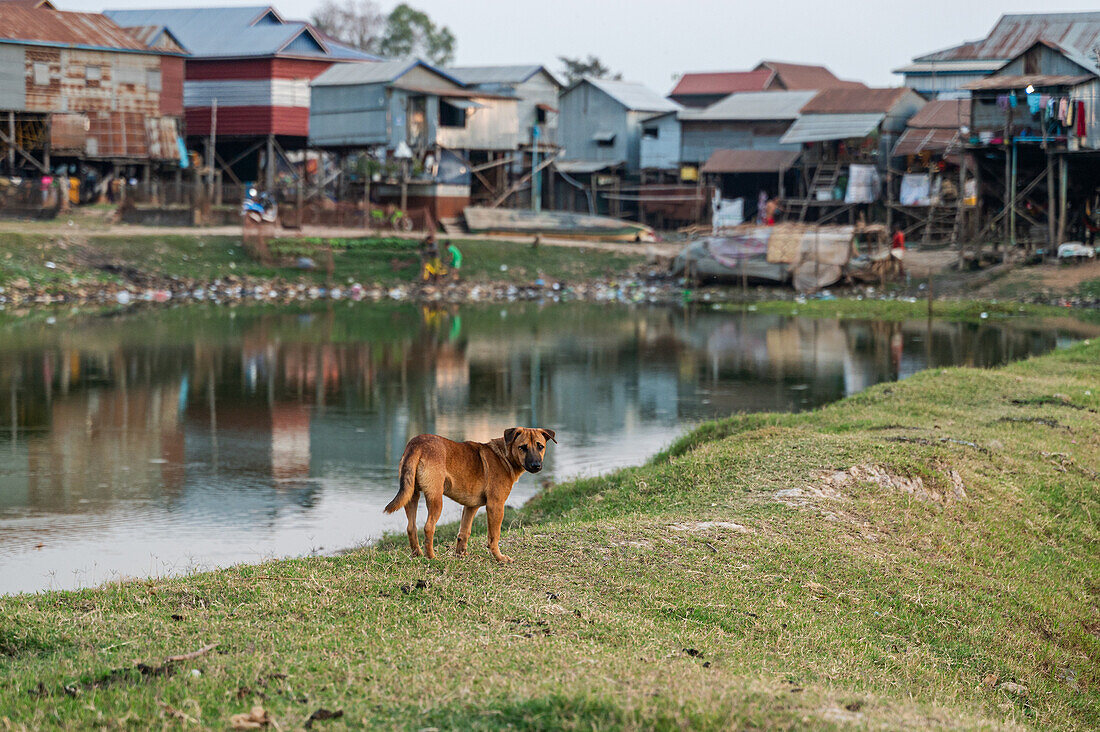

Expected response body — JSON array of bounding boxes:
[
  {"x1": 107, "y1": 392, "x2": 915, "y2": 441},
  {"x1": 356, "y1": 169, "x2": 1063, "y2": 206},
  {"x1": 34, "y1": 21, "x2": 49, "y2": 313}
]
[{"x1": 0, "y1": 303, "x2": 1082, "y2": 593}]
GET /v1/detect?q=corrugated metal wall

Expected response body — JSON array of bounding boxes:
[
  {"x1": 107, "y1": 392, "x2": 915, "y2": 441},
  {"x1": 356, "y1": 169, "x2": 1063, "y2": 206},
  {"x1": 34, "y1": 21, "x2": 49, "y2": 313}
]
[
  {"x1": 515, "y1": 71, "x2": 559, "y2": 146},
  {"x1": 0, "y1": 44, "x2": 26, "y2": 110},
  {"x1": 308, "y1": 82, "x2": 390, "y2": 147},
  {"x1": 436, "y1": 97, "x2": 518, "y2": 151},
  {"x1": 185, "y1": 79, "x2": 309, "y2": 108},
  {"x1": 1073, "y1": 79, "x2": 1100, "y2": 149},
  {"x1": 160, "y1": 55, "x2": 184, "y2": 116},
  {"x1": 639, "y1": 113, "x2": 680, "y2": 170},
  {"x1": 559, "y1": 82, "x2": 630, "y2": 166},
  {"x1": 681, "y1": 121, "x2": 801, "y2": 164}
]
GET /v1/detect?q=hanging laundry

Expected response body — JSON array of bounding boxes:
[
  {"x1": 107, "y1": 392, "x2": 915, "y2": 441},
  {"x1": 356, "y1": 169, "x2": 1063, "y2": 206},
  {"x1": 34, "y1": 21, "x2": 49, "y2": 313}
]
[
  {"x1": 1066, "y1": 101, "x2": 1075, "y2": 129},
  {"x1": 1058, "y1": 98, "x2": 1069, "y2": 123},
  {"x1": 1009, "y1": 92, "x2": 1018, "y2": 108},
  {"x1": 1027, "y1": 93, "x2": 1041, "y2": 115},
  {"x1": 996, "y1": 95, "x2": 1010, "y2": 111},
  {"x1": 1077, "y1": 100, "x2": 1087, "y2": 137}
]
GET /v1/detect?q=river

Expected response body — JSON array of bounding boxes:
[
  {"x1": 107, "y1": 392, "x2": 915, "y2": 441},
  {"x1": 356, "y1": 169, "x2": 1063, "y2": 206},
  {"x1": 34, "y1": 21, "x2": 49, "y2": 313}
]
[{"x1": 0, "y1": 303, "x2": 1084, "y2": 593}]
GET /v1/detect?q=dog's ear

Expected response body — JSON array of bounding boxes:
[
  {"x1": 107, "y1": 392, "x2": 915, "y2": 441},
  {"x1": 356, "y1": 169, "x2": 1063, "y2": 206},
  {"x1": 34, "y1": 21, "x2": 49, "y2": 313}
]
[
  {"x1": 503, "y1": 427, "x2": 520, "y2": 444},
  {"x1": 539, "y1": 428, "x2": 557, "y2": 444}
]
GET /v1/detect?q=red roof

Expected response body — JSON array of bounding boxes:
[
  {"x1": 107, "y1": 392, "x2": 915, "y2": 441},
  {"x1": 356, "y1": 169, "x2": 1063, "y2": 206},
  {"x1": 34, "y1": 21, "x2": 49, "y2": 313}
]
[
  {"x1": 671, "y1": 69, "x2": 774, "y2": 97},
  {"x1": 0, "y1": 5, "x2": 152, "y2": 51},
  {"x1": 800, "y1": 87, "x2": 914, "y2": 114},
  {"x1": 905, "y1": 99, "x2": 970, "y2": 129},
  {"x1": 701, "y1": 149, "x2": 801, "y2": 174},
  {"x1": 755, "y1": 61, "x2": 866, "y2": 90}
]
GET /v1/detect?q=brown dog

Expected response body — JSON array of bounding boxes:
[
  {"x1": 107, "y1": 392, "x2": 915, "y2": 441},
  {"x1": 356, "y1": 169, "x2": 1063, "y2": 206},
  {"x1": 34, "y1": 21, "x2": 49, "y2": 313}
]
[{"x1": 384, "y1": 427, "x2": 556, "y2": 562}]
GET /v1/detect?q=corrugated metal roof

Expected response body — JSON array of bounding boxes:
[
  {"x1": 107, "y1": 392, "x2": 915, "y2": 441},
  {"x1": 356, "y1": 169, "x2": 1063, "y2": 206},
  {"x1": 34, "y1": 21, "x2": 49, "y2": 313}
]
[
  {"x1": 755, "y1": 61, "x2": 866, "y2": 90},
  {"x1": 962, "y1": 74, "x2": 1091, "y2": 90},
  {"x1": 800, "y1": 87, "x2": 913, "y2": 114},
  {"x1": 311, "y1": 57, "x2": 462, "y2": 87},
  {"x1": 905, "y1": 98, "x2": 970, "y2": 129},
  {"x1": 446, "y1": 64, "x2": 561, "y2": 88},
  {"x1": 670, "y1": 70, "x2": 774, "y2": 97},
  {"x1": 892, "y1": 128, "x2": 960, "y2": 157},
  {"x1": 680, "y1": 90, "x2": 819, "y2": 121},
  {"x1": 104, "y1": 6, "x2": 378, "y2": 60},
  {"x1": 0, "y1": 5, "x2": 155, "y2": 52},
  {"x1": 893, "y1": 60, "x2": 1003, "y2": 74},
  {"x1": 780, "y1": 113, "x2": 884, "y2": 144},
  {"x1": 554, "y1": 159, "x2": 623, "y2": 173},
  {"x1": 701, "y1": 148, "x2": 800, "y2": 173},
  {"x1": 583, "y1": 77, "x2": 680, "y2": 113},
  {"x1": 916, "y1": 12, "x2": 1100, "y2": 63}
]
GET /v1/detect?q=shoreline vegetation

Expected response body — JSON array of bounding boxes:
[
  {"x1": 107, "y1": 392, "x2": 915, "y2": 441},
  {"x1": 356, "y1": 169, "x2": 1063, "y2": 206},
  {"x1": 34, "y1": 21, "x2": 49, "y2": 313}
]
[
  {"x1": 0, "y1": 333, "x2": 1097, "y2": 728},
  {"x1": 1, "y1": 231, "x2": 1099, "y2": 312}
]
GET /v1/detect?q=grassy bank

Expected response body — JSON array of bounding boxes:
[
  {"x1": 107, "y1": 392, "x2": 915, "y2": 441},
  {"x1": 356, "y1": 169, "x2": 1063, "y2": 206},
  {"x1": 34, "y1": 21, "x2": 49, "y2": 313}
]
[
  {"x1": 726, "y1": 297, "x2": 1100, "y2": 323},
  {"x1": 1, "y1": 340, "x2": 1099, "y2": 728},
  {"x1": 0, "y1": 233, "x2": 645, "y2": 293}
]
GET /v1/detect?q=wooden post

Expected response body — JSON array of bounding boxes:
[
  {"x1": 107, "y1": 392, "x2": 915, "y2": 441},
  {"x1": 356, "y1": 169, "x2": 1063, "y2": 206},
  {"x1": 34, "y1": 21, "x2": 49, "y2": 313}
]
[
  {"x1": 297, "y1": 171, "x2": 304, "y2": 229},
  {"x1": 1009, "y1": 142, "x2": 1017, "y2": 250},
  {"x1": 927, "y1": 274, "x2": 934, "y2": 319},
  {"x1": 7, "y1": 112, "x2": 13, "y2": 174},
  {"x1": 265, "y1": 134, "x2": 275, "y2": 192},
  {"x1": 1046, "y1": 151, "x2": 1056, "y2": 253},
  {"x1": 956, "y1": 154, "x2": 967, "y2": 267},
  {"x1": 1057, "y1": 154, "x2": 1068, "y2": 246}
]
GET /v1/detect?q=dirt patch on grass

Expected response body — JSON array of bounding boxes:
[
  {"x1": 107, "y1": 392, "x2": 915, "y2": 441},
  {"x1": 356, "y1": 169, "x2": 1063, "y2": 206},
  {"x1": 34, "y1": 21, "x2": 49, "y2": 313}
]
[
  {"x1": 776, "y1": 463, "x2": 967, "y2": 506},
  {"x1": 668, "y1": 521, "x2": 752, "y2": 534}
]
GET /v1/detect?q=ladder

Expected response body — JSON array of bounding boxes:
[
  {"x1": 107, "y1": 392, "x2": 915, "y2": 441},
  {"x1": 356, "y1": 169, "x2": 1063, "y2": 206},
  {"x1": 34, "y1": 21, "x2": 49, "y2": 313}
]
[{"x1": 796, "y1": 162, "x2": 842, "y2": 222}]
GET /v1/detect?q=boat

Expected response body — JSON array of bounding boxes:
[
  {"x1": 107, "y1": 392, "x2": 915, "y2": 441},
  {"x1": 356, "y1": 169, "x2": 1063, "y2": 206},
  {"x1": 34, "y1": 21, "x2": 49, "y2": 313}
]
[{"x1": 462, "y1": 206, "x2": 657, "y2": 242}]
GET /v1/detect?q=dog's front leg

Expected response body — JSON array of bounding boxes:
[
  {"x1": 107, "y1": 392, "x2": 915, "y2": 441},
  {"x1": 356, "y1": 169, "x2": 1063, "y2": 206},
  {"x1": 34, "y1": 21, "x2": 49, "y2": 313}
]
[
  {"x1": 485, "y1": 502, "x2": 513, "y2": 563},
  {"x1": 456, "y1": 506, "x2": 478, "y2": 556}
]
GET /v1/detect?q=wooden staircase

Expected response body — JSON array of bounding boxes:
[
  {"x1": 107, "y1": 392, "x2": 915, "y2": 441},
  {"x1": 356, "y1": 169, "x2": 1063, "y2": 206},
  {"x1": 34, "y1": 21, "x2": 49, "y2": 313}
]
[
  {"x1": 795, "y1": 162, "x2": 843, "y2": 222},
  {"x1": 439, "y1": 216, "x2": 466, "y2": 235},
  {"x1": 920, "y1": 204, "x2": 957, "y2": 246}
]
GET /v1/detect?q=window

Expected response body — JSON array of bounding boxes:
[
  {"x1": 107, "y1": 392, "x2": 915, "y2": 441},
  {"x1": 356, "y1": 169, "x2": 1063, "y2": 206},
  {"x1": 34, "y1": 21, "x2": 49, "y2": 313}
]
[
  {"x1": 33, "y1": 62, "x2": 49, "y2": 86},
  {"x1": 643, "y1": 126, "x2": 659, "y2": 140},
  {"x1": 536, "y1": 106, "x2": 547, "y2": 124},
  {"x1": 439, "y1": 100, "x2": 467, "y2": 128},
  {"x1": 147, "y1": 69, "x2": 161, "y2": 92},
  {"x1": 85, "y1": 65, "x2": 102, "y2": 81}
]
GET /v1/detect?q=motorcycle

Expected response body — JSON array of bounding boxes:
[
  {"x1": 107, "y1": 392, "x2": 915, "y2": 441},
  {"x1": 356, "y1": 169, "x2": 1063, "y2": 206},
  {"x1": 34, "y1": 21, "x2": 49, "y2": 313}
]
[{"x1": 241, "y1": 188, "x2": 278, "y2": 224}]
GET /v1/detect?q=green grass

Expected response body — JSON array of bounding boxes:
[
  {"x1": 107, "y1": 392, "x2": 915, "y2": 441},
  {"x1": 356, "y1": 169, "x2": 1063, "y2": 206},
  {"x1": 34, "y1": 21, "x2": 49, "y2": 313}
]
[
  {"x1": 724, "y1": 297, "x2": 1100, "y2": 325},
  {"x1": 1079, "y1": 278, "x2": 1100, "y2": 299},
  {"x1": 0, "y1": 233, "x2": 645, "y2": 293},
  {"x1": 1, "y1": 337, "x2": 1098, "y2": 728}
]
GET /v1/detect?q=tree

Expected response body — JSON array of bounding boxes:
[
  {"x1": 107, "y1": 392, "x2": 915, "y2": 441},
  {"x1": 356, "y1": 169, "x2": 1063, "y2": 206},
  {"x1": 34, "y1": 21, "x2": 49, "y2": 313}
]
[
  {"x1": 558, "y1": 55, "x2": 622, "y2": 85},
  {"x1": 310, "y1": 0, "x2": 384, "y2": 53},
  {"x1": 378, "y1": 3, "x2": 456, "y2": 66}
]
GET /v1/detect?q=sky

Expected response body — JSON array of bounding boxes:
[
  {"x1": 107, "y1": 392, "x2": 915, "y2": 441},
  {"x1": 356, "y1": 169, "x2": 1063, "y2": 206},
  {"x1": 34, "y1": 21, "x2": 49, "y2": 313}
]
[{"x1": 71, "y1": 0, "x2": 1100, "y2": 92}]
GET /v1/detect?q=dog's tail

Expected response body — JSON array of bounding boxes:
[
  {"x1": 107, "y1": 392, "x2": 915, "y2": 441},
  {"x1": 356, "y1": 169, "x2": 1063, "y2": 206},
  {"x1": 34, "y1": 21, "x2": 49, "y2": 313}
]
[{"x1": 384, "y1": 441, "x2": 421, "y2": 514}]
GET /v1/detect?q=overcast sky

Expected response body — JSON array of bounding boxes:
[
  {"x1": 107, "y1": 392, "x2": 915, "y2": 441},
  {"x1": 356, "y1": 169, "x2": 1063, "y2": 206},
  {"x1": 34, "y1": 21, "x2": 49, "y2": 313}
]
[{"x1": 73, "y1": 0, "x2": 1099, "y2": 92}]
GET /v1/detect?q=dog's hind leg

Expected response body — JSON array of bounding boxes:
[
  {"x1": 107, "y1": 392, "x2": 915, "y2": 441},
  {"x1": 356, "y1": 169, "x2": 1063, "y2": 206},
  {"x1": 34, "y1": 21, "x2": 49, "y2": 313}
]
[
  {"x1": 423, "y1": 492, "x2": 444, "y2": 559},
  {"x1": 455, "y1": 506, "x2": 478, "y2": 557},
  {"x1": 404, "y1": 491, "x2": 423, "y2": 557}
]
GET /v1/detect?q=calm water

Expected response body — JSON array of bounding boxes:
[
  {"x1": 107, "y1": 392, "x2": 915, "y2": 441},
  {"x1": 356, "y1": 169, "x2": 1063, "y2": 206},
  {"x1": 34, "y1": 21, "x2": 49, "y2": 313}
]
[{"x1": 0, "y1": 303, "x2": 1086, "y2": 594}]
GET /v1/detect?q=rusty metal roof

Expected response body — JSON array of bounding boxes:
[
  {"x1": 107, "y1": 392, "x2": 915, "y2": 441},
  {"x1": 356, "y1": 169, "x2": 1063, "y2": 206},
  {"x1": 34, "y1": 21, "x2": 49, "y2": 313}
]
[
  {"x1": 905, "y1": 99, "x2": 970, "y2": 129},
  {"x1": 917, "y1": 12, "x2": 1100, "y2": 62},
  {"x1": 800, "y1": 87, "x2": 914, "y2": 115},
  {"x1": 962, "y1": 74, "x2": 1091, "y2": 90},
  {"x1": 670, "y1": 70, "x2": 775, "y2": 97},
  {"x1": 701, "y1": 148, "x2": 800, "y2": 174},
  {"x1": 755, "y1": 61, "x2": 866, "y2": 90},
  {"x1": 0, "y1": 5, "x2": 155, "y2": 52},
  {"x1": 892, "y1": 128, "x2": 961, "y2": 157}
]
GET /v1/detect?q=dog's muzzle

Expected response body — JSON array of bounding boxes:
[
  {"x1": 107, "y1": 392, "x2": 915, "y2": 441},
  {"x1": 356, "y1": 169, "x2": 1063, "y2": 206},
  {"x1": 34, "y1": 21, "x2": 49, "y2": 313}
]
[{"x1": 526, "y1": 461, "x2": 542, "y2": 473}]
